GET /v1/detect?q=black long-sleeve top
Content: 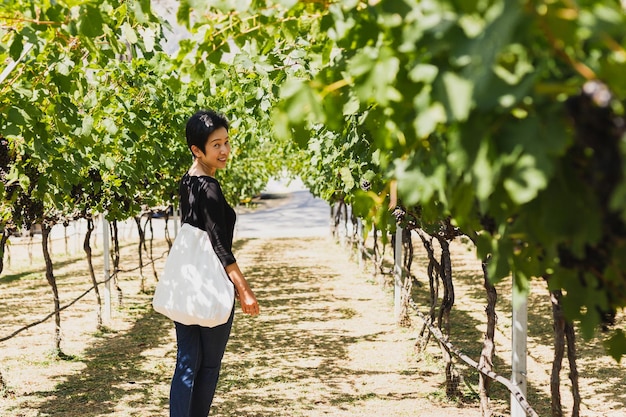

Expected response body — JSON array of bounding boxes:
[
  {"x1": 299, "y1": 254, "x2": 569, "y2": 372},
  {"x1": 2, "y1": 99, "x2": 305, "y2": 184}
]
[{"x1": 179, "y1": 173, "x2": 237, "y2": 268}]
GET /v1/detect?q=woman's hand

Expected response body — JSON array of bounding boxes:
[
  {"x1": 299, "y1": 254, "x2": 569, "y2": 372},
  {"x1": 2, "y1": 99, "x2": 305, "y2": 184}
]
[
  {"x1": 226, "y1": 262, "x2": 259, "y2": 316},
  {"x1": 237, "y1": 287, "x2": 259, "y2": 316}
]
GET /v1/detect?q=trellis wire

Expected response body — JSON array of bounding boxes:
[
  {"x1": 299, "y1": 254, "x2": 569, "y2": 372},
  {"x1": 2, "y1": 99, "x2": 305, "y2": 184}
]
[
  {"x1": 0, "y1": 249, "x2": 168, "y2": 344},
  {"x1": 408, "y1": 298, "x2": 539, "y2": 417},
  {"x1": 333, "y1": 204, "x2": 538, "y2": 417}
]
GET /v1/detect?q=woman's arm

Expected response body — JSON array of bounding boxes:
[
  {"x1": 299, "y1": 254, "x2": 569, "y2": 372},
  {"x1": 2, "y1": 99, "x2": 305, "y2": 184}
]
[
  {"x1": 200, "y1": 180, "x2": 236, "y2": 267},
  {"x1": 225, "y1": 262, "x2": 259, "y2": 316}
]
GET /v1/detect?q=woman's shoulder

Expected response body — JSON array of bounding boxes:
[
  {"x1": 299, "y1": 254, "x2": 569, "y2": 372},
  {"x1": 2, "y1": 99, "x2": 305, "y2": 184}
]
[
  {"x1": 184, "y1": 174, "x2": 223, "y2": 196},
  {"x1": 182, "y1": 173, "x2": 219, "y2": 185}
]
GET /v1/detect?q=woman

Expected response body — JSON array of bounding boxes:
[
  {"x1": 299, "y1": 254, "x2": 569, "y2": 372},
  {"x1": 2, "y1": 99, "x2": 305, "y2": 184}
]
[{"x1": 170, "y1": 109, "x2": 260, "y2": 417}]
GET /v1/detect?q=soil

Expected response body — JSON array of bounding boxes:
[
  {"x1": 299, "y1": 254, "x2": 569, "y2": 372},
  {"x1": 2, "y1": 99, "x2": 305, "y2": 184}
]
[{"x1": 0, "y1": 192, "x2": 624, "y2": 417}]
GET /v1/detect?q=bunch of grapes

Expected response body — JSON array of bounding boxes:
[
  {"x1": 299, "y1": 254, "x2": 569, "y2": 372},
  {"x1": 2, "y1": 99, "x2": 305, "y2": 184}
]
[
  {"x1": 1, "y1": 136, "x2": 18, "y2": 206},
  {"x1": 479, "y1": 214, "x2": 496, "y2": 235},
  {"x1": 560, "y1": 81, "x2": 626, "y2": 328},
  {"x1": 0, "y1": 136, "x2": 11, "y2": 177}
]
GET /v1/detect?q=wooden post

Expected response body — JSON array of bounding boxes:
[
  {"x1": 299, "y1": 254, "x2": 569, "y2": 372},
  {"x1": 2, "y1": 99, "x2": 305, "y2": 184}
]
[
  {"x1": 394, "y1": 225, "x2": 403, "y2": 321},
  {"x1": 102, "y1": 213, "x2": 112, "y2": 322},
  {"x1": 511, "y1": 274, "x2": 528, "y2": 417},
  {"x1": 357, "y1": 218, "x2": 364, "y2": 269},
  {"x1": 75, "y1": 220, "x2": 81, "y2": 255}
]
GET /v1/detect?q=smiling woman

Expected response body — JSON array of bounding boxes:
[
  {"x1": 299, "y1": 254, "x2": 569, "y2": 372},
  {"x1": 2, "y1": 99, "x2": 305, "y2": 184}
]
[
  {"x1": 186, "y1": 111, "x2": 231, "y2": 177},
  {"x1": 166, "y1": 109, "x2": 260, "y2": 417}
]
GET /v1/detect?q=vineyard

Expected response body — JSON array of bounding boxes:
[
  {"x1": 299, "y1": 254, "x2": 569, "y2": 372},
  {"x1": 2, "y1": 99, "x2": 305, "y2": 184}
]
[
  {"x1": 2, "y1": 0, "x2": 626, "y2": 416},
  {"x1": 1, "y1": 197, "x2": 625, "y2": 417}
]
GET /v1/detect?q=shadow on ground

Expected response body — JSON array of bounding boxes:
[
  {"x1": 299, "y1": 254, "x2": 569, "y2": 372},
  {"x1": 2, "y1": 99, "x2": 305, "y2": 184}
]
[
  {"x1": 212, "y1": 238, "x2": 400, "y2": 416},
  {"x1": 25, "y1": 237, "x2": 401, "y2": 417},
  {"x1": 33, "y1": 303, "x2": 172, "y2": 416}
]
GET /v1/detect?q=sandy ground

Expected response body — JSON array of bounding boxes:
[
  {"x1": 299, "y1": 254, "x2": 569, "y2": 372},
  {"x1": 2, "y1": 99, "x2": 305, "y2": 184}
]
[{"x1": 1, "y1": 185, "x2": 624, "y2": 417}]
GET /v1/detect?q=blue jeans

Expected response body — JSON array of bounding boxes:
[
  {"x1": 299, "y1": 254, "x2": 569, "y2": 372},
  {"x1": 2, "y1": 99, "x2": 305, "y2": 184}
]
[{"x1": 170, "y1": 306, "x2": 234, "y2": 417}]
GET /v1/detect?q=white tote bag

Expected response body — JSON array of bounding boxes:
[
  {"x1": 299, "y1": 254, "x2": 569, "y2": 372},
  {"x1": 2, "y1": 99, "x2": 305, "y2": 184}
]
[{"x1": 153, "y1": 223, "x2": 235, "y2": 327}]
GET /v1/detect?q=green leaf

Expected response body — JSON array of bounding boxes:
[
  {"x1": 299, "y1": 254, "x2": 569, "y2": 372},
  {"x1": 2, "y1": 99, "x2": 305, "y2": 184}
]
[
  {"x1": 449, "y1": 179, "x2": 476, "y2": 226},
  {"x1": 176, "y1": 1, "x2": 192, "y2": 29},
  {"x1": 140, "y1": 27, "x2": 156, "y2": 52},
  {"x1": 9, "y1": 33, "x2": 24, "y2": 61},
  {"x1": 604, "y1": 330, "x2": 626, "y2": 363},
  {"x1": 132, "y1": 0, "x2": 152, "y2": 23},
  {"x1": 79, "y1": 5, "x2": 104, "y2": 37},
  {"x1": 408, "y1": 64, "x2": 438, "y2": 84},
  {"x1": 80, "y1": 115, "x2": 94, "y2": 137},
  {"x1": 121, "y1": 22, "x2": 138, "y2": 44},
  {"x1": 277, "y1": 0, "x2": 299, "y2": 7},
  {"x1": 472, "y1": 138, "x2": 497, "y2": 201},
  {"x1": 279, "y1": 78, "x2": 325, "y2": 127},
  {"x1": 413, "y1": 103, "x2": 446, "y2": 138},
  {"x1": 523, "y1": 168, "x2": 602, "y2": 256},
  {"x1": 55, "y1": 55, "x2": 74, "y2": 76},
  {"x1": 339, "y1": 166, "x2": 355, "y2": 190},
  {"x1": 440, "y1": 72, "x2": 473, "y2": 122},
  {"x1": 396, "y1": 156, "x2": 447, "y2": 209},
  {"x1": 458, "y1": 0, "x2": 522, "y2": 107},
  {"x1": 485, "y1": 235, "x2": 514, "y2": 283},
  {"x1": 503, "y1": 154, "x2": 549, "y2": 205},
  {"x1": 342, "y1": 95, "x2": 360, "y2": 115},
  {"x1": 350, "y1": 46, "x2": 401, "y2": 105}
]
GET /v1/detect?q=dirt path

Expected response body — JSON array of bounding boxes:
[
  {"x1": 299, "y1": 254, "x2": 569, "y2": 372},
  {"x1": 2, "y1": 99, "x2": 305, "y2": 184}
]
[
  {"x1": 0, "y1": 231, "x2": 478, "y2": 417},
  {"x1": 210, "y1": 237, "x2": 481, "y2": 417},
  {"x1": 2, "y1": 189, "x2": 625, "y2": 416},
  {"x1": 1, "y1": 233, "x2": 481, "y2": 417}
]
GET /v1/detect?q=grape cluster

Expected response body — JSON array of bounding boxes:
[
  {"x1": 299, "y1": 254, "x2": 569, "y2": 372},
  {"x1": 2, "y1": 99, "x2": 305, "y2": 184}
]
[
  {"x1": 565, "y1": 80, "x2": 624, "y2": 211},
  {"x1": 14, "y1": 196, "x2": 44, "y2": 229},
  {"x1": 1, "y1": 136, "x2": 18, "y2": 208},
  {"x1": 480, "y1": 214, "x2": 496, "y2": 235},
  {"x1": 71, "y1": 169, "x2": 103, "y2": 203},
  {"x1": 0, "y1": 136, "x2": 11, "y2": 176},
  {"x1": 88, "y1": 168, "x2": 102, "y2": 183},
  {"x1": 15, "y1": 160, "x2": 44, "y2": 228},
  {"x1": 561, "y1": 81, "x2": 626, "y2": 328}
]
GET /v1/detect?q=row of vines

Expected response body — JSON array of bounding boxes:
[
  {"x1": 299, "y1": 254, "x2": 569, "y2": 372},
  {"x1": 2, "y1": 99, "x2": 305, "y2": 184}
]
[
  {"x1": 331, "y1": 199, "x2": 591, "y2": 416},
  {"x1": 2, "y1": 0, "x2": 626, "y2": 416}
]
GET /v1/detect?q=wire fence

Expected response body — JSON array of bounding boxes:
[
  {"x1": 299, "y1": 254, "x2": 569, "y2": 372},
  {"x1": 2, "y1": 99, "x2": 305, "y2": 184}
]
[
  {"x1": 0, "y1": 215, "x2": 174, "y2": 345},
  {"x1": 4, "y1": 215, "x2": 175, "y2": 263},
  {"x1": 330, "y1": 202, "x2": 539, "y2": 416},
  {"x1": 0, "y1": 274, "x2": 114, "y2": 344},
  {"x1": 407, "y1": 298, "x2": 539, "y2": 417},
  {"x1": 0, "y1": 247, "x2": 169, "y2": 344}
]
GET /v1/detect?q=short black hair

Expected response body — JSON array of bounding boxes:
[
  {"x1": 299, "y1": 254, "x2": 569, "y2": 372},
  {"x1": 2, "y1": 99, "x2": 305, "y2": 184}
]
[{"x1": 185, "y1": 109, "x2": 229, "y2": 156}]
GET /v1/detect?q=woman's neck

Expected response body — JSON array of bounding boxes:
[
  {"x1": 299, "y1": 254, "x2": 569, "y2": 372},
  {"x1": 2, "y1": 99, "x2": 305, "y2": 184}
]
[{"x1": 189, "y1": 159, "x2": 215, "y2": 177}]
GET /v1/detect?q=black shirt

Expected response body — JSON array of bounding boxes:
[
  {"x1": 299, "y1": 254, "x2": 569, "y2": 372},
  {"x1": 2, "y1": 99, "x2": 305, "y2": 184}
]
[{"x1": 179, "y1": 173, "x2": 237, "y2": 268}]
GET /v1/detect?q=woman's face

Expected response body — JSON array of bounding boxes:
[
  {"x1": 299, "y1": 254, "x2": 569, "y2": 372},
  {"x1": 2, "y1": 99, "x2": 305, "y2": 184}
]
[{"x1": 193, "y1": 126, "x2": 231, "y2": 176}]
